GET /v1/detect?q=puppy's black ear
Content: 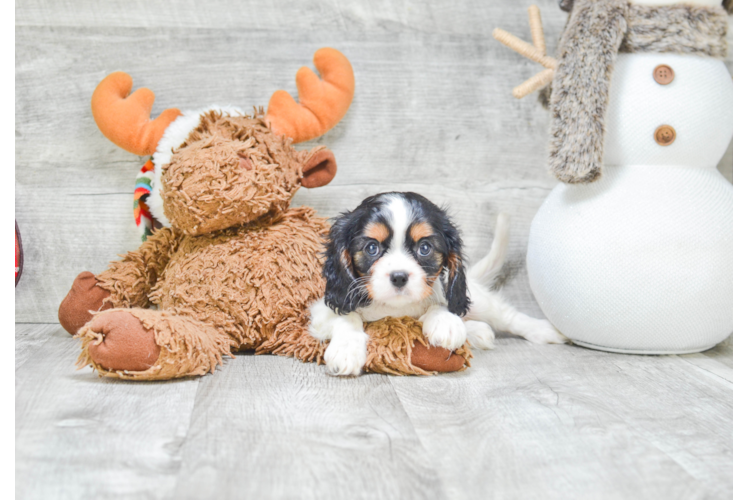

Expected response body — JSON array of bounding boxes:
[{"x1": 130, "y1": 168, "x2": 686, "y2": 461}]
[
  {"x1": 440, "y1": 213, "x2": 470, "y2": 317},
  {"x1": 323, "y1": 212, "x2": 369, "y2": 315},
  {"x1": 445, "y1": 252, "x2": 470, "y2": 317}
]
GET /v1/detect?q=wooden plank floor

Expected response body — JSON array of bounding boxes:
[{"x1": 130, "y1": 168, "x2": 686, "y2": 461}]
[
  {"x1": 16, "y1": 324, "x2": 733, "y2": 499},
  {"x1": 16, "y1": 1, "x2": 733, "y2": 498}
]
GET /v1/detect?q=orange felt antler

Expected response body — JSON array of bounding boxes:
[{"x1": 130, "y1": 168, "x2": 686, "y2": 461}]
[
  {"x1": 266, "y1": 48, "x2": 355, "y2": 143},
  {"x1": 91, "y1": 72, "x2": 182, "y2": 156},
  {"x1": 493, "y1": 6, "x2": 558, "y2": 99}
]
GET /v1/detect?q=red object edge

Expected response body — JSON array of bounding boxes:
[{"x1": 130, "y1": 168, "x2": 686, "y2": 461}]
[{"x1": 15, "y1": 220, "x2": 23, "y2": 287}]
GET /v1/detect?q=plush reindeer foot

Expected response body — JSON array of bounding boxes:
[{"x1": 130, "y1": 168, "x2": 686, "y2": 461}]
[
  {"x1": 58, "y1": 271, "x2": 113, "y2": 335},
  {"x1": 77, "y1": 308, "x2": 232, "y2": 380},
  {"x1": 410, "y1": 343, "x2": 465, "y2": 373},
  {"x1": 363, "y1": 316, "x2": 470, "y2": 375},
  {"x1": 83, "y1": 310, "x2": 161, "y2": 372}
]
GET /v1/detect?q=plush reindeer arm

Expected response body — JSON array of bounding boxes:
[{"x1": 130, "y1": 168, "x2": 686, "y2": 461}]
[
  {"x1": 59, "y1": 228, "x2": 181, "y2": 334},
  {"x1": 96, "y1": 227, "x2": 182, "y2": 309}
]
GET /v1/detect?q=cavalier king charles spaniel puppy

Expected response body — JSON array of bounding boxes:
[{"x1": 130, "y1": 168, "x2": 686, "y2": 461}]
[{"x1": 309, "y1": 192, "x2": 567, "y2": 376}]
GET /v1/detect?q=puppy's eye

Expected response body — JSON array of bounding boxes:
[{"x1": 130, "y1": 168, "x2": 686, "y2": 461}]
[
  {"x1": 418, "y1": 241, "x2": 432, "y2": 257},
  {"x1": 365, "y1": 241, "x2": 380, "y2": 256}
]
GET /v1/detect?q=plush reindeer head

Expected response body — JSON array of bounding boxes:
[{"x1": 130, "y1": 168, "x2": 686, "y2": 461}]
[{"x1": 90, "y1": 48, "x2": 354, "y2": 235}]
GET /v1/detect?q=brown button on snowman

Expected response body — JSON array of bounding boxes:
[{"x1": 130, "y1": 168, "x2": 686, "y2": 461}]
[
  {"x1": 653, "y1": 64, "x2": 674, "y2": 85},
  {"x1": 495, "y1": 0, "x2": 732, "y2": 353}
]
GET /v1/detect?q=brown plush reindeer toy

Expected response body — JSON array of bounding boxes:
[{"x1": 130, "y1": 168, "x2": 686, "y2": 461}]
[{"x1": 58, "y1": 48, "x2": 469, "y2": 380}]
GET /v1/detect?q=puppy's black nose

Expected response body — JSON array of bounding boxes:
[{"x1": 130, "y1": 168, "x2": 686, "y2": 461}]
[{"x1": 390, "y1": 271, "x2": 409, "y2": 289}]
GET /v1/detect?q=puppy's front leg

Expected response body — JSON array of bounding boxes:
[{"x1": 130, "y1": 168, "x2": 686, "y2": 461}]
[
  {"x1": 309, "y1": 299, "x2": 368, "y2": 376},
  {"x1": 420, "y1": 305, "x2": 467, "y2": 351},
  {"x1": 325, "y1": 316, "x2": 369, "y2": 377}
]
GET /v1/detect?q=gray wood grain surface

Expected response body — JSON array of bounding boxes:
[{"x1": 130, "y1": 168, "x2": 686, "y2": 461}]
[
  {"x1": 173, "y1": 354, "x2": 446, "y2": 500},
  {"x1": 15, "y1": 324, "x2": 733, "y2": 500},
  {"x1": 16, "y1": 326, "x2": 202, "y2": 500},
  {"x1": 390, "y1": 341, "x2": 732, "y2": 500},
  {"x1": 15, "y1": 0, "x2": 733, "y2": 498}
]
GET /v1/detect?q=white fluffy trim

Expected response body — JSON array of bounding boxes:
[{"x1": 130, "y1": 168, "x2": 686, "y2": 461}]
[{"x1": 146, "y1": 105, "x2": 245, "y2": 227}]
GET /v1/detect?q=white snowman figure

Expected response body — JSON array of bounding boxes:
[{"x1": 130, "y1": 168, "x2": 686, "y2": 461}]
[{"x1": 494, "y1": 0, "x2": 732, "y2": 353}]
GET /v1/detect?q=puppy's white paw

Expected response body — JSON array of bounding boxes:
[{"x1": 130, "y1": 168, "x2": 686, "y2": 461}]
[
  {"x1": 465, "y1": 320, "x2": 496, "y2": 350},
  {"x1": 324, "y1": 331, "x2": 368, "y2": 376},
  {"x1": 420, "y1": 307, "x2": 467, "y2": 351},
  {"x1": 522, "y1": 319, "x2": 569, "y2": 345},
  {"x1": 308, "y1": 299, "x2": 336, "y2": 341}
]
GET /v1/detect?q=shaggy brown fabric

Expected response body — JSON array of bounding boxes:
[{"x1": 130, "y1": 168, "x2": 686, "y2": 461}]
[
  {"x1": 79, "y1": 61, "x2": 456, "y2": 379},
  {"x1": 58, "y1": 271, "x2": 113, "y2": 334},
  {"x1": 363, "y1": 316, "x2": 472, "y2": 376},
  {"x1": 149, "y1": 207, "x2": 328, "y2": 352},
  {"x1": 72, "y1": 109, "x2": 470, "y2": 380},
  {"x1": 548, "y1": 1, "x2": 729, "y2": 184},
  {"x1": 77, "y1": 308, "x2": 234, "y2": 380},
  {"x1": 96, "y1": 228, "x2": 181, "y2": 309},
  {"x1": 264, "y1": 316, "x2": 473, "y2": 376},
  {"x1": 162, "y1": 111, "x2": 322, "y2": 236}
]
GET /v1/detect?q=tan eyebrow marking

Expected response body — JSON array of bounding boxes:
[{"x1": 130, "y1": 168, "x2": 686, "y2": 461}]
[
  {"x1": 410, "y1": 222, "x2": 433, "y2": 242},
  {"x1": 364, "y1": 222, "x2": 390, "y2": 242}
]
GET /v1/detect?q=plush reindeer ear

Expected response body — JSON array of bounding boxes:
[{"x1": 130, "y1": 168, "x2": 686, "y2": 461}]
[
  {"x1": 302, "y1": 149, "x2": 337, "y2": 188},
  {"x1": 439, "y1": 214, "x2": 470, "y2": 317},
  {"x1": 323, "y1": 212, "x2": 369, "y2": 314}
]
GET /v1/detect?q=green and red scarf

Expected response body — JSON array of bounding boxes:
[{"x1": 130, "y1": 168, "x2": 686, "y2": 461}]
[{"x1": 134, "y1": 159, "x2": 157, "y2": 242}]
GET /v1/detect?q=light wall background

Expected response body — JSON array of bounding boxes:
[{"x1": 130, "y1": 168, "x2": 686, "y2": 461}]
[{"x1": 15, "y1": 0, "x2": 733, "y2": 323}]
